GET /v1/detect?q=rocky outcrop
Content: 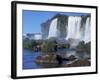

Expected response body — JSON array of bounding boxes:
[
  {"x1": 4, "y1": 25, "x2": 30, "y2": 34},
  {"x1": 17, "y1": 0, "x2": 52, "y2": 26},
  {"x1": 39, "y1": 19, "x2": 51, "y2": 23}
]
[
  {"x1": 57, "y1": 14, "x2": 68, "y2": 38},
  {"x1": 76, "y1": 41, "x2": 91, "y2": 53},
  {"x1": 64, "y1": 59, "x2": 90, "y2": 67},
  {"x1": 35, "y1": 54, "x2": 58, "y2": 64},
  {"x1": 67, "y1": 55, "x2": 77, "y2": 61},
  {"x1": 35, "y1": 54, "x2": 76, "y2": 64},
  {"x1": 41, "y1": 20, "x2": 51, "y2": 39},
  {"x1": 35, "y1": 54, "x2": 90, "y2": 67}
]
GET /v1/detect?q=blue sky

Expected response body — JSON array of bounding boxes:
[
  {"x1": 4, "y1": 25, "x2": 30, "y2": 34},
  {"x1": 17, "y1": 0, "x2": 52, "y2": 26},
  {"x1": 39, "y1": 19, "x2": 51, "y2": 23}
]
[{"x1": 22, "y1": 10, "x2": 90, "y2": 34}]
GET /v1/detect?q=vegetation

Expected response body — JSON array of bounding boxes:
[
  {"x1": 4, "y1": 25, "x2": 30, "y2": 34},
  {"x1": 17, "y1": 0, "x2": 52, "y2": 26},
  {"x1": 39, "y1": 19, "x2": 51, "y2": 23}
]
[
  {"x1": 41, "y1": 39, "x2": 57, "y2": 52},
  {"x1": 23, "y1": 37, "x2": 70, "y2": 52},
  {"x1": 23, "y1": 37, "x2": 91, "y2": 54},
  {"x1": 23, "y1": 39, "x2": 42, "y2": 51},
  {"x1": 57, "y1": 43, "x2": 70, "y2": 49},
  {"x1": 76, "y1": 41, "x2": 91, "y2": 53},
  {"x1": 85, "y1": 42, "x2": 91, "y2": 53},
  {"x1": 76, "y1": 41, "x2": 85, "y2": 49}
]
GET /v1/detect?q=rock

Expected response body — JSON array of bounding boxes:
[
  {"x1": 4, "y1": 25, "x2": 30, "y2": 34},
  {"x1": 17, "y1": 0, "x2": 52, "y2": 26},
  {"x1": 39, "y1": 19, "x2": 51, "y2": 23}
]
[
  {"x1": 35, "y1": 54, "x2": 57, "y2": 64},
  {"x1": 68, "y1": 55, "x2": 77, "y2": 61},
  {"x1": 64, "y1": 59, "x2": 90, "y2": 67}
]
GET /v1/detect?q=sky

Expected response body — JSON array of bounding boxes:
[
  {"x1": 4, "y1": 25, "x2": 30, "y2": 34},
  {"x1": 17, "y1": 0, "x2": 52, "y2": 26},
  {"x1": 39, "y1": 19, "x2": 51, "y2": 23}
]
[{"x1": 22, "y1": 10, "x2": 90, "y2": 34}]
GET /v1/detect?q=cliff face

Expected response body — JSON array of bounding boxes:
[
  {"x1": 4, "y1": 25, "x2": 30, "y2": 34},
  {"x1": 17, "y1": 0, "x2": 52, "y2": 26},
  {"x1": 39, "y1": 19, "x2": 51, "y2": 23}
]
[
  {"x1": 57, "y1": 14, "x2": 68, "y2": 38},
  {"x1": 41, "y1": 20, "x2": 51, "y2": 39}
]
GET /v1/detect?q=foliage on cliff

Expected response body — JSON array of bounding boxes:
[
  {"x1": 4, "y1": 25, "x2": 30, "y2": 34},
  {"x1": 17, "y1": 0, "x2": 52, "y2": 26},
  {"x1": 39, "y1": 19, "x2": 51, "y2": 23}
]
[
  {"x1": 41, "y1": 39, "x2": 57, "y2": 52},
  {"x1": 76, "y1": 41, "x2": 91, "y2": 53}
]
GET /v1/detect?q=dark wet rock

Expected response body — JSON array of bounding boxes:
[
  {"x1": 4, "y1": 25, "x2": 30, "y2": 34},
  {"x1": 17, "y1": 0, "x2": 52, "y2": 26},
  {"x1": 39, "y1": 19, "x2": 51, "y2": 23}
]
[
  {"x1": 36, "y1": 54, "x2": 75, "y2": 65},
  {"x1": 68, "y1": 55, "x2": 77, "y2": 61},
  {"x1": 76, "y1": 41, "x2": 91, "y2": 54},
  {"x1": 35, "y1": 54, "x2": 90, "y2": 68},
  {"x1": 76, "y1": 48, "x2": 86, "y2": 52},
  {"x1": 64, "y1": 59, "x2": 90, "y2": 67},
  {"x1": 35, "y1": 54, "x2": 58, "y2": 64}
]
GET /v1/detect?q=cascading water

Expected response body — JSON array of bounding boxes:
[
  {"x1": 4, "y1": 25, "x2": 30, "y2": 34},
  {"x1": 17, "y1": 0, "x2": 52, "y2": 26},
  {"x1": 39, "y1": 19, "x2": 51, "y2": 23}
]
[
  {"x1": 65, "y1": 16, "x2": 91, "y2": 47},
  {"x1": 48, "y1": 18, "x2": 58, "y2": 38},
  {"x1": 83, "y1": 17, "x2": 91, "y2": 43},
  {"x1": 66, "y1": 16, "x2": 82, "y2": 40}
]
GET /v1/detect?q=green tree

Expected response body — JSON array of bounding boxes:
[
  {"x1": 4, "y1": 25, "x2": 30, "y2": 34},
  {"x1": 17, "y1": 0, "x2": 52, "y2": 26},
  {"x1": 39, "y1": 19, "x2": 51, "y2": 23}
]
[{"x1": 41, "y1": 39, "x2": 57, "y2": 52}]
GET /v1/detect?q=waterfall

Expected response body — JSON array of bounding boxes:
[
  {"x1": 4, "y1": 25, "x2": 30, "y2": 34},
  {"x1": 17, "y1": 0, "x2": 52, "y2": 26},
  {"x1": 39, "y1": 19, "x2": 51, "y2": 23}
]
[
  {"x1": 48, "y1": 18, "x2": 58, "y2": 38},
  {"x1": 46, "y1": 14, "x2": 91, "y2": 45},
  {"x1": 66, "y1": 16, "x2": 82, "y2": 40},
  {"x1": 65, "y1": 16, "x2": 90, "y2": 47},
  {"x1": 83, "y1": 17, "x2": 91, "y2": 43}
]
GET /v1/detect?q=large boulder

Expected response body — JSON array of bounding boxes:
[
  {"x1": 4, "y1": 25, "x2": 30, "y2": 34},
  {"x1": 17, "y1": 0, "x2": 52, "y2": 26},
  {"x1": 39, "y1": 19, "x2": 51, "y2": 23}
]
[
  {"x1": 68, "y1": 55, "x2": 77, "y2": 61},
  {"x1": 35, "y1": 54, "x2": 58, "y2": 64},
  {"x1": 64, "y1": 59, "x2": 90, "y2": 67}
]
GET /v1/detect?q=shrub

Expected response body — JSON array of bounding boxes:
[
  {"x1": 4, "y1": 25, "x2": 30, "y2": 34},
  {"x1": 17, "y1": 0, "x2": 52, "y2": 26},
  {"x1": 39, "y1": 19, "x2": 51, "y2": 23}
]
[{"x1": 41, "y1": 40, "x2": 57, "y2": 52}]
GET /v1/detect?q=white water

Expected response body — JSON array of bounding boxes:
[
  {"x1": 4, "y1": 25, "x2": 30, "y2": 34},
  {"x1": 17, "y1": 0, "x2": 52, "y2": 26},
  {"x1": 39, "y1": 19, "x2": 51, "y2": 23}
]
[
  {"x1": 48, "y1": 18, "x2": 58, "y2": 38},
  {"x1": 65, "y1": 16, "x2": 91, "y2": 43},
  {"x1": 83, "y1": 17, "x2": 91, "y2": 43},
  {"x1": 66, "y1": 16, "x2": 82, "y2": 40}
]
